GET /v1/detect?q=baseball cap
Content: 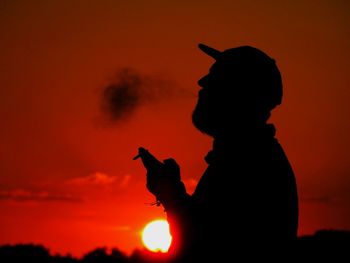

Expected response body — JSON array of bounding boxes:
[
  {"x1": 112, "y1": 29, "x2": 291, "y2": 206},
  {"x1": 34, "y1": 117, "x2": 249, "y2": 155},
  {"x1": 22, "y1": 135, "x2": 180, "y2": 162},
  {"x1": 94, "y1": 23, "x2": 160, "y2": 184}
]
[{"x1": 198, "y1": 43, "x2": 283, "y2": 110}]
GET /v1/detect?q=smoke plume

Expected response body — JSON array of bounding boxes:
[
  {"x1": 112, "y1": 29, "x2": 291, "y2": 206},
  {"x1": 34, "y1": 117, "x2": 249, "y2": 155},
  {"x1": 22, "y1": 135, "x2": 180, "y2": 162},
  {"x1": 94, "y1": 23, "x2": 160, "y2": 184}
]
[{"x1": 100, "y1": 68, "x2": 188, "y2": 125}]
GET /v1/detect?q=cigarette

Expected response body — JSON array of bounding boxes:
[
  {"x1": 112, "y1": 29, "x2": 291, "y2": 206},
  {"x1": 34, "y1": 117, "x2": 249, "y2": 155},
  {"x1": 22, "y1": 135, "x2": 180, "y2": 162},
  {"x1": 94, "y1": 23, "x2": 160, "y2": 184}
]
[{"x1": 133, "y1": 154, "x2": 141, "y2": 160}]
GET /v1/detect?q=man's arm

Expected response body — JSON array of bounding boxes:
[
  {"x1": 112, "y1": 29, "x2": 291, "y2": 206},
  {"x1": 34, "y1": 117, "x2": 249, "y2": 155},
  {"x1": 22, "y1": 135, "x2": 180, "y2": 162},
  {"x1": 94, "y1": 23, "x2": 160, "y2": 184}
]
[{"x1": 134, "y1": 147, "x2": 198, "y2": 256}]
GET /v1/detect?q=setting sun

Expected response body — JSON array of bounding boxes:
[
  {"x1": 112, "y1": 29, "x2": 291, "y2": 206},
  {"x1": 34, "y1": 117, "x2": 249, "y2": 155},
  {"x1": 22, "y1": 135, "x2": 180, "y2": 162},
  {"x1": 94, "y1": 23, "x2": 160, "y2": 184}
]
[{"x1": 142, "y1": 219, "x2": 172, "y2": 253}]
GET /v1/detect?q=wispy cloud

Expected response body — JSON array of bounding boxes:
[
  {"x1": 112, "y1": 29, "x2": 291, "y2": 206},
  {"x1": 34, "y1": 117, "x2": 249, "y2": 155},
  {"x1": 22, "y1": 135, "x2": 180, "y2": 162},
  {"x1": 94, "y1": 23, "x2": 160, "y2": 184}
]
[
  {"x1": 0, "y1": 189, "x2": 82, "y2": 203},
  {"x1": 68, "y1": 172, "x2": 117, "y2": 186},
  {"x1": 67, "y1": 172, "x2": 131, "y2": 188}
]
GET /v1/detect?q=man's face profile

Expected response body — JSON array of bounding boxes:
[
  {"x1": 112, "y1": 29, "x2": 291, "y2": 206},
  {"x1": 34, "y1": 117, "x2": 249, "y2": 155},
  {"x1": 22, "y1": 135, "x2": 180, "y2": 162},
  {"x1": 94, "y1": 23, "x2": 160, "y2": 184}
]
[
  {"x1": 192, "y1": 45, "x2": 283, "y2": 137},
  {"x1": 192, "y1": 61, "x2": 234, "y2": 136}
]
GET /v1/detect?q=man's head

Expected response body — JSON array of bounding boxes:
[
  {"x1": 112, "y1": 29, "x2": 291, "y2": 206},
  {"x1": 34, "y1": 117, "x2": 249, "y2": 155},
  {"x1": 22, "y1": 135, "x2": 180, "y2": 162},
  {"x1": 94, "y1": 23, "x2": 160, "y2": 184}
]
[{"x1": 192, "y1": 44, "x2": 283, "y2": 137}]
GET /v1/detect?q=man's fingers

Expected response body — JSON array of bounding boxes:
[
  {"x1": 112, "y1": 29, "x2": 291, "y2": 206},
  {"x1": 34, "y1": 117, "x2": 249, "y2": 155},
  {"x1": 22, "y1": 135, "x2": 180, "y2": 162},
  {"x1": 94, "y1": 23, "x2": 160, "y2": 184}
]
[
  {"x1": 163, "y1": 158, "x2": 180, "y2": 170},
  {"x1": 163, "y1": 158, "x2": 178, "y2": 167}
]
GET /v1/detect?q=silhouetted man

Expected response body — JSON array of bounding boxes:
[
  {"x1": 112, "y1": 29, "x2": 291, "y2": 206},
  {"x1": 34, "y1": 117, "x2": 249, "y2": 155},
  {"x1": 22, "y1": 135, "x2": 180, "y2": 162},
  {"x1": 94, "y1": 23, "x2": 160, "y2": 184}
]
[{"x1": 136, "y1": 44, "x2": 298, "y2": 262}]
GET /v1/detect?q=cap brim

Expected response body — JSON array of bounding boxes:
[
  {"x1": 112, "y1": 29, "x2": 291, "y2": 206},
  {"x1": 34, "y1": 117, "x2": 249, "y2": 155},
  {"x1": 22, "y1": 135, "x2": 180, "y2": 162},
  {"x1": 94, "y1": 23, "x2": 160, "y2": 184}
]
[{"x1": 198, "y1": 43, "x2": 221, "y2": 60}]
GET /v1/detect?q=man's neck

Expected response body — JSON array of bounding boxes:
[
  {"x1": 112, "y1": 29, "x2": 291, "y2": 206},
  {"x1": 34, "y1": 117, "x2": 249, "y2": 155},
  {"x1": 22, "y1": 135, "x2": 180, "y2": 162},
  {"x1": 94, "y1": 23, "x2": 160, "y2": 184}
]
[{"x1": 213, "y1": 121, "x2": 275, "y2": 140}]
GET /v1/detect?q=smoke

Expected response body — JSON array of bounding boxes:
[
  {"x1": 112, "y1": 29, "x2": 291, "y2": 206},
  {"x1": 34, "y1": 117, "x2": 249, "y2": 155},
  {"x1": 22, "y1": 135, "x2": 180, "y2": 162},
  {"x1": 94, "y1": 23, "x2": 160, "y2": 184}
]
[
  {"x1": 100, "y1": 68, "x2": 190, "y2": 125},
  {"x1": 101, "y1": 68, "x2": 142, "y2": 122}
]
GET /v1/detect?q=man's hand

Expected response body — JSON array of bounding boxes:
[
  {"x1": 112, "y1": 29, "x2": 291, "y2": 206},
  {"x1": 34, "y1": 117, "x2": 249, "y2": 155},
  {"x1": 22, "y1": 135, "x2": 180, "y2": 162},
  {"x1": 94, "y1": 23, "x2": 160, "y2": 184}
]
[{"x1": 134, "y1": 147, "x2": 184, "y2": 204}]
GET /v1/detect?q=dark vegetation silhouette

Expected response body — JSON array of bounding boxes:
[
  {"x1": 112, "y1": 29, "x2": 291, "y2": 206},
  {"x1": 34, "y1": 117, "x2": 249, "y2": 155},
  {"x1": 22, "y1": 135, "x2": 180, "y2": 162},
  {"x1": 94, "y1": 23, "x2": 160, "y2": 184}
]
[
  {"x1": 0, "y1": 244, "x2": 169, "y2": 263},
  {"x1": 0, "y1": 231, "x2": 349, "y2": 262}
]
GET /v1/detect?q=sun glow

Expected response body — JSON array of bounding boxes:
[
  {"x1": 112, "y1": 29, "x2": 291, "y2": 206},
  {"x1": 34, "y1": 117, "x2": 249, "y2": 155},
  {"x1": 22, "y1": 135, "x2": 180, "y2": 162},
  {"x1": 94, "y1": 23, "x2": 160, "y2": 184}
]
[{"x1": 142, "y1": 219, "x2": 172, "y2": 253}]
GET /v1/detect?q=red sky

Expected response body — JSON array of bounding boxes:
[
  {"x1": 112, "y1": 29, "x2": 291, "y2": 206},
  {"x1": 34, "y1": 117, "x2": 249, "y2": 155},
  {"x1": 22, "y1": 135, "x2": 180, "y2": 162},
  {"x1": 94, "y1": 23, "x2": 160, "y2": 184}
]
[{"x1": 1, "y1": 0, "x2": 350, "y2": 257}]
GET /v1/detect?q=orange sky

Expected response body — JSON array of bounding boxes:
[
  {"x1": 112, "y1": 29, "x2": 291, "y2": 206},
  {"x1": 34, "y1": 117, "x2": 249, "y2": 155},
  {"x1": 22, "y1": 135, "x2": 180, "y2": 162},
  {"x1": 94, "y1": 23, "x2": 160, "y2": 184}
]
[{"x1": 0, "y1": 0, "x2": 350, "y2": 257}]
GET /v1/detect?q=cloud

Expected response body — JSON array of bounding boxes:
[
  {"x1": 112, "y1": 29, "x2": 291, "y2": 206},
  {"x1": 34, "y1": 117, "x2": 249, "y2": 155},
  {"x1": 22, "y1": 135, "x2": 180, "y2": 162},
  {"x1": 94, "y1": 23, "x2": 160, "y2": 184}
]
[
  {"x1": 68, "y1": 172, "x2": 117, "y2": 186},
  {"x1": 67, "y1": 172, "x2": 131, "y2": 188},
  {"x1": 0, "y1": 189, "x2": 82, "y2": 203}
]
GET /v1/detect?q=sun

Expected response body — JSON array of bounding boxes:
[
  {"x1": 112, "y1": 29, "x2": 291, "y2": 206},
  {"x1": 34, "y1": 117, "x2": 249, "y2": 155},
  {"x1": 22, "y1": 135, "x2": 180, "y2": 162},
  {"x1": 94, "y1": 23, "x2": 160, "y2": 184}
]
[{"x1": 142, "y1": 219, "x2": 172, "y2": 253}]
